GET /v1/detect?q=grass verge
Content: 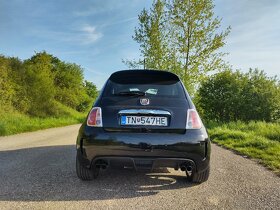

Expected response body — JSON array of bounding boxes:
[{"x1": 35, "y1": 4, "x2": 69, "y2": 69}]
[
  {"x1": 0, "y1": 104, "x2": 86, "y2": 136},
  {"x1": 208, "y1": 121, "x2": 280, "y2": 175}
]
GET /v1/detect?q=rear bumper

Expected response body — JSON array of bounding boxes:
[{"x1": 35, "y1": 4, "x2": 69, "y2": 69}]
[
  {"x1": 92, "y1": 156, "x2": 196, "y2": 171},
  {"x1": 77, "y1": 125, "x2": 211, "y2": 173}
]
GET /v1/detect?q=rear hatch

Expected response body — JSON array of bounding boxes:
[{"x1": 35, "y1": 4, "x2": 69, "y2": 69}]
[{"x1": 99, "y1": 70, "x2": 189, "y2": 133}]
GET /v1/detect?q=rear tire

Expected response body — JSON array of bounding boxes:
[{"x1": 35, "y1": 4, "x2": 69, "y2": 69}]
[
  {"x1": 187, "y1": 167, "x2": 210, "y2": 183},
  {"x1": 76, "y1": 155, "x2": 99, "y2": 180}
]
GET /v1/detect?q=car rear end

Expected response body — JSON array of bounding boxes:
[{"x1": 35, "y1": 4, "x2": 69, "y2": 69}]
[{"x1": 76, "y1": 70, "x2": 210, "y2": 182}]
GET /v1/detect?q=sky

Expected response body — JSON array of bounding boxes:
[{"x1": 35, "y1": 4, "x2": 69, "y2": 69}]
[{"x1": 0, "y1": 0, "x2": 280, "y2": 89}]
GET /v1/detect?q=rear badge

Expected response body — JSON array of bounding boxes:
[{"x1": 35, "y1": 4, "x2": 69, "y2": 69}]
[{"x1": 140, "y1": 98, "x2": 150, "y2": 106}]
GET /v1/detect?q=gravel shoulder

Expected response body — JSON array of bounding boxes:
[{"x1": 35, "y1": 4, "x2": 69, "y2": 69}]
[{"x1": 0, "y1": 125, "x2": 279, "y2": 209}]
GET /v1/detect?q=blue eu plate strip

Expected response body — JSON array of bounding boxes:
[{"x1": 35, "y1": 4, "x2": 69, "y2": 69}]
[{"x1": 121, "y1": 116, "x2": 126, "y2": 125}]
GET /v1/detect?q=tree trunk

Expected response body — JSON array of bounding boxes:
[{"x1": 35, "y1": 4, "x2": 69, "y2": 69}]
[{"x1": 184, "y1": 22, "x2": 191, "y2": 84}]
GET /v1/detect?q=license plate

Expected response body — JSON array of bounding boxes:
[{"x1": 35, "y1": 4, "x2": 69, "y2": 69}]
[{"x1": 121, "y1": 116, "x2": 168, "y2": 126}]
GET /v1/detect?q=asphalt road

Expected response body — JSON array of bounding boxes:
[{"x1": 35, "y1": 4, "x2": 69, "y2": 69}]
[{"x1": 0, "y1": 124, "x2": 279, "y2": 210}]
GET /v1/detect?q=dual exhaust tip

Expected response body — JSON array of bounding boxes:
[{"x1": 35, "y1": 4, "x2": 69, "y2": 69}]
[
  {"x1": 95, "y1": 160, "x2": 108, "y2": 169},
  {"x1": 180, "y1": 163, "x2": 193, "y2": 177}
]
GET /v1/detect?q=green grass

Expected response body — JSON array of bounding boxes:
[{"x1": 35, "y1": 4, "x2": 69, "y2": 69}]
[
  {"x1": 0, "y1": 103, "x2": 86, "y2": 136},
  {"x1": 208, "y1": 121, "x2": 280, "y2": 175}
]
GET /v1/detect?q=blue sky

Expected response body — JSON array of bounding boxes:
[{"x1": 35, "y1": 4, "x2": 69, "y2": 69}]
[{"x1": 0, "y1": 0, "x2": 279, "y2": 88}]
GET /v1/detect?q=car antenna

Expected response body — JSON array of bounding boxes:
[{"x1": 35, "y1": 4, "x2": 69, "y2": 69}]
[{"x1": 143, "y1": 58, "x2": 145, "y2": 70}]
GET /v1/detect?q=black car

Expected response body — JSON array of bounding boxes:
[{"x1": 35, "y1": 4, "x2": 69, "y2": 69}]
[{"x1": 76, "y1": 70, "x2": 210, "y2": 183}]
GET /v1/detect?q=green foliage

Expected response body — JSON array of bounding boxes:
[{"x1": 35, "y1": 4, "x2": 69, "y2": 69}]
[
  {"x1": 0, "y1": 56, "x2": 15, "y2": 108},
  {"x1": 124, "y1": 0, "x2": 230, "y2": 94},
  {"x1": 9, "y1": 57, "x2": 30, "y2": 113},
  {"x1": 23, "y1": 52, "x2": 57, "y2": 117},
  {"x1": 128, "y1": 0, "x2": 169, "y2": 70},
  {"x1": 75, "y1": 80, "x2": 98, "y2": 112},
  {"x1": 0, "y1": 51, "x2": 98, "y2": 118},
  {"x1": 169, "y1": 0, "x2": 230, "y2": 93},
  {"x1": 197, "y1": 69, "x2": 280, "y2": 122},
  {"x1": 53, "y1": 60, "x2": 84, "y2": 109},
  {"x1": 209, "y1": 121, "x2": 280, "y2": 174},
  {"x1": 0, "y1": 105, "x2": 85, "y2": 136},
  {"x1": 84, "y1": 80, "x2": 98, "y2": 99}
]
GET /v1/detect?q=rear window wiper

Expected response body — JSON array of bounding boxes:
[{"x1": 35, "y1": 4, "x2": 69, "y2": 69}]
[{"x1": 114, "y1": 91, "x2": 146, "y2": 96}]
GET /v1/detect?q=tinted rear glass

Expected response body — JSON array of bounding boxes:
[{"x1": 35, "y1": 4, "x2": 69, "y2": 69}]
[{"x1": 103, "y1": 80, "x2": 185, "y2": 98}]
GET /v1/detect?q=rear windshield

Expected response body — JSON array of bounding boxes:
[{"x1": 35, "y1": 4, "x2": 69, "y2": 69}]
[{"x1": 103, "y1": 80, "x2": 185, "y2": 98}]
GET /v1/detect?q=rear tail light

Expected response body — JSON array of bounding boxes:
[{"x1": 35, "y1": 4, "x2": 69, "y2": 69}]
[
  {"x1": 87, "y1": 107, "x2": 103, "y2": 127},
  {"x1": 186, "y1": 109, "x2": 202, "y2": 129}
]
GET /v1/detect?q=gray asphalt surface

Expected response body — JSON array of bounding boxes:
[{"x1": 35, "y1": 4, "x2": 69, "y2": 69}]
[{"x1": 0, "y1": 124, "x2": 279, "y2": 210}]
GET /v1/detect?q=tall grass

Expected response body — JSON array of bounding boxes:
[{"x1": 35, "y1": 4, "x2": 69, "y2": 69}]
[
  {"x1": 0, "y1": 103, "x2": 86, "y2": 136},
  {"x1": 208, "y1": 121, "x2": 280, "y2": 175}
]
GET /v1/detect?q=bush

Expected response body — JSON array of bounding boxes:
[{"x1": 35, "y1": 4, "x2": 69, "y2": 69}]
[
  {"x1": 23, "y1": 53, "x2": 56, "y2": 117},
  {"x1": 0, "y1": 56, "x2": 15, "y2": 108},
  {"x1": 197, "y1": 69, "x2": 280, "y2": 122},
  {"x1": 0, "y1": 52, "x2": 98, "y2": 118}
]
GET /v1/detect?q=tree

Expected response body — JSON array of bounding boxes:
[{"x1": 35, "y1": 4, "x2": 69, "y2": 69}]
[
  {"x1": 123, "y1": 0, "x2": 169, "y2": 70},
  {"x1": 46, "y1": 53, "x2": 97, "y2": 112},
  {"x1": 240, "y1": 69, "x2": 280, "y2": 121},
  {"x1": 197, "y1": 69, "x2": 280, "y2": 122},
  {"x1": 0, "y1": 56, "x2": 14, "y2": 109},
  {"x1": 0, "y1": 51, "x2": 98, "y2": 116},
  {"x1": 23, "y1": 52, "x2": 56, "y2": 117},
  {"x1": 169, "y1": 0, "x2": 230, "y2": 93},
  {"x1": 53, "y1": 61, "x2": 85, "y2": 109},
  {"x1": 197, "y1": 70, "x2": 242, "y2": 122},
  {"x1": 123, "y1": 0, "x2": 230, "y2": 94},
  {"x1": 9, "y1": 57, "x2": 30, "y2": 113},
  {"x1": 84, "y1": 80, "x2": 98, "y2": 99},
  {"x1": 76, "y1": 80, "x2": 98, "y2": 112}
]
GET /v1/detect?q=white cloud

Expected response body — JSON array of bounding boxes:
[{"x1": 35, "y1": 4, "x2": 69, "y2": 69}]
[
  {"x1": 80, "y1": 24, "x2": 103, "y2": 44},
  {"x1": 29, "y1": 24, "x2": 102, "y2": 45}
]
